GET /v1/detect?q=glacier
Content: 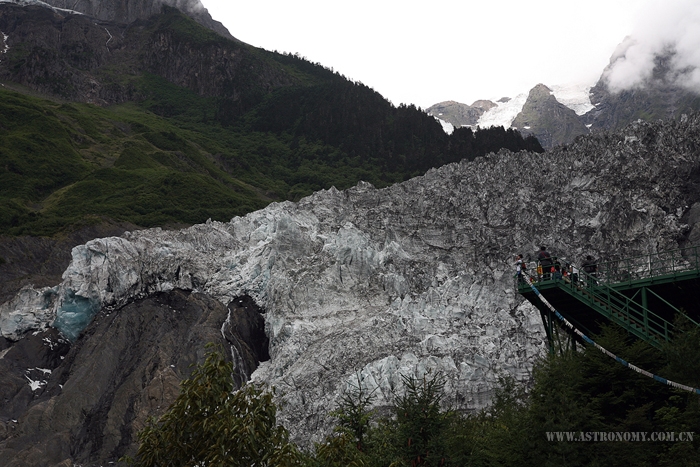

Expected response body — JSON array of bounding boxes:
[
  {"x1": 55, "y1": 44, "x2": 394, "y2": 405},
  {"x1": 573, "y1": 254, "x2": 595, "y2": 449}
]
[
  {"x1": 477, "y1": 92, "x2": 529, "y2": 129},
  {"x1": 1, "y1": 114, "x2": 699, "y2": 445},
  {"x1": 549, "y1": 83, "x2": 595, "y2": 115},
  {"x1": 477, "y1": 82, "x2": 595, "y2": 128}
]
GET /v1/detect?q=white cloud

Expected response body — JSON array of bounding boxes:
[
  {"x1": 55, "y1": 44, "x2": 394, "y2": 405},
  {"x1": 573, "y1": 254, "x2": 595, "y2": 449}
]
[
  {"x1": 603, "y1": 0, "x2": 700, "y2": 93},
  {"x1": 200, "y1": 0, "x2": 662, "y2": 106}
]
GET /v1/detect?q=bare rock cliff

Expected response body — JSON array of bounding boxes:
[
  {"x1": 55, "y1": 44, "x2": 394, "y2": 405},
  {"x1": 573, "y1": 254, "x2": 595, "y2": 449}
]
[
  {"x1": 0, "y1": 4, "x2": 294, "y2": 105},
  {"x1": 39, "y1": 0, "x2": 235, "y2": 39},
  {"x1": 0, "y1": 289, "x2": 268, "y2": 466}
]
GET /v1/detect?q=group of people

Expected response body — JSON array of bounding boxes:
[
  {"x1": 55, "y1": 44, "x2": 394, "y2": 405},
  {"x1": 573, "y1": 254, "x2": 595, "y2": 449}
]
[{"x1": 515, "y1": 246, "x2": 598, "y2": 285}]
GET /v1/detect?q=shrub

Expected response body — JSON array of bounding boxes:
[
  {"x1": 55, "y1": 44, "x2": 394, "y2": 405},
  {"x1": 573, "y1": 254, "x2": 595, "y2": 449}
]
[{"x1": 129, "y1": 344, "x2": 305, "y2": 467}]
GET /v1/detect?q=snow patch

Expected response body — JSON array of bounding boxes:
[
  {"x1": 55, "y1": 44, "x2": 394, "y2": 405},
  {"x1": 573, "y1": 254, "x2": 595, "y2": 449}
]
[
  {"x1": 104, "y1": 27, "x2": 112, "y2": 48},
  {"x1": 25, "y1": 374, "x2": 45, "y2": 391},
  {"x1": 435, "y1": 117, "x2": 454, "y2": 135},
  {"x1": 1, "y1": 31, "x2": 8, "y2": 55}
]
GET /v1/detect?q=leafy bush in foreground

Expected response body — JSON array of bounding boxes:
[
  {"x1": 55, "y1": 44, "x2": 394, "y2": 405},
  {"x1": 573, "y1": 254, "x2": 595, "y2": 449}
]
[
  {"x1": 131, "y1": 323, "x2": 700, "y2": 466},
  {"x1": 128, "y1": 345, "x2": 304, "y2": 467}
]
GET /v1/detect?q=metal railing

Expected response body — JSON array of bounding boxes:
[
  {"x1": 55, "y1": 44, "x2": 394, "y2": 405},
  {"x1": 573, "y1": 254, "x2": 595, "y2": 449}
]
[
  {"x1": 516, "y1": 246, "x2": 700, "y2": 346},
  {"x1": 517, "y1": 266, "x2": 671, "y2": 345},
  {"x1": 560, "y1": 268, "x2": 672, "y2": 345},
  {"x1": 596, "y1": 245, "x2": 700, "y2": 286}
]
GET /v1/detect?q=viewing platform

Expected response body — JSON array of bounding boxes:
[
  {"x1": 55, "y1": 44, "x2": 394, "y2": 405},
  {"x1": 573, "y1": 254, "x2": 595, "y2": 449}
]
[{"x1": 517, "y1": 246, "x2": 700, "y2": 350}]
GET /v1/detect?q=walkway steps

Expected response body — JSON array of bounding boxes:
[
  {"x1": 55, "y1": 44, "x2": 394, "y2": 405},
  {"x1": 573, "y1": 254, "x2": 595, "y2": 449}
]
[{"x1": 517, "y1": 245, "x2": 700, "y2": 349}]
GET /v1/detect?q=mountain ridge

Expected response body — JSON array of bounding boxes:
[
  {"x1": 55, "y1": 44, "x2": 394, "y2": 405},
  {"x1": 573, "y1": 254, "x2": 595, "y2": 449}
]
[
  {"x1": 10, "y1": 0, "x2": 236, "y2": 39},
  {"x1": 511, "y1": 83, "x2": 590, "y2": 148},
  {"x1": 428, "y1": 40, "x2": 700, "y2": 149}
]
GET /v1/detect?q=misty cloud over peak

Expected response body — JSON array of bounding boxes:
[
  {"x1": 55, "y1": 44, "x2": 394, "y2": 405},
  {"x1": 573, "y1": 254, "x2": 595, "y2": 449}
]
[
  {"x1": 165, "y1": 0, "x2": 205, "y2": 14},
  {"x1": 602, "y1": 0, "x2": 700, "y2": 94}
]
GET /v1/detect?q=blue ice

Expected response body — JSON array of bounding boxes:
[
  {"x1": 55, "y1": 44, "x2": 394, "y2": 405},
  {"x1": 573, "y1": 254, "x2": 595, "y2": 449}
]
[{"x1": 53, "y1": 289, "x2": 100, "y2": 341}]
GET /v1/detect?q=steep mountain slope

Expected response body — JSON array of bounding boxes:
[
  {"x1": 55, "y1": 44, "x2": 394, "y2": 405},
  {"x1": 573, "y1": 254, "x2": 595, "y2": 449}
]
[
  {"x1": 585, "y1": 47, "x2": 700, "y2": 131},
  {"x1": 2, "y1": 114, "x2": 700, "y2": 464},
  {"x1": 38, "y1": 0, "x2": 235, "y2": 39},
  {"x1": 0, "y1": 2, "x2": 542, "y2": 241},
  {"x1": 0, "y1": 289, "x2": 268, "y2": 466},
  {"x1": 0, "y1": 3, "x2": 289, "y2": 105}
]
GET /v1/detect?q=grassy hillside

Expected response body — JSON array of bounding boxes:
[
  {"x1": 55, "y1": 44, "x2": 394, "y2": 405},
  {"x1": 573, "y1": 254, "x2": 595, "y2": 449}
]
[{"x1": 0, "y1": 87, "x2": 262, "y2": 235}]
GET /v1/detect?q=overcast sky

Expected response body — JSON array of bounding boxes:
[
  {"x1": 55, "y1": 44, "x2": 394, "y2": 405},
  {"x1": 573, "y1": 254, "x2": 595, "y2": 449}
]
[{"x1": 199, "y1": 0, "x2": 699, "y2": 109}]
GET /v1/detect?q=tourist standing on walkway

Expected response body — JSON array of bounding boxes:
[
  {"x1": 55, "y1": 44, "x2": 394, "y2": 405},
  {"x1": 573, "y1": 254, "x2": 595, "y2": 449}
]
[
  {"x1": 582, "y1": 255, "x2": 598, "y2": 285},
  {"x1": 538, "y1": 246, "x2": 553, "y2": 280}
]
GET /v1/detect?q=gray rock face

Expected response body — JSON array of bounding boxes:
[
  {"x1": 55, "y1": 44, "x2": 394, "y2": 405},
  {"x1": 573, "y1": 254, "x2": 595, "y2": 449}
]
[
  {"x1": 426, "y1": 100, "x2": 496, "y2": 128},
  {"x1": 2, "y1": 114, "x2": 700, "y2": 459},
  {"x1": 38, "y1": 0, "x2": 235, "y2": 39},
  {"x1": 0, "y1": 289, "x2": 266, "y2": 466},
  {"x1": 584, "y1": 42, "x2": 700, "y2": 132},
  {"x1": 0, "y1": 4, "x2": 294, "y2": 105},
  {"x1": 512, "y1": 83, "x2": 590, "y2": 148}
]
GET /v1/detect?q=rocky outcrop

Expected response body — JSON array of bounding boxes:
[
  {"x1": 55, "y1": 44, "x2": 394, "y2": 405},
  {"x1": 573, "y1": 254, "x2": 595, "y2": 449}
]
[
  {"x1": 585, "y1": 80, "x2": 700, "y2": 133},
  {"x1": 584, "y1": 41, "x2": 700, "y2": 132},
  {"x1": 38, "y1": 0, "x2": 235, "y2": 40},
  {"x1": 3, "y1": 113, "x2": 700, "y2": 462},
  {"x1": 0, "y1": 3, "x2": 296, "y2": 105},
  {"x1": 0, "y1": 289, "x2": 267, "y2": 466},
  {"x1": 511, "y1": 84, "x2": 590, "y2": 148},
  {"x1": 426, "y1": 99, "x2": 496, "y2": 128}
]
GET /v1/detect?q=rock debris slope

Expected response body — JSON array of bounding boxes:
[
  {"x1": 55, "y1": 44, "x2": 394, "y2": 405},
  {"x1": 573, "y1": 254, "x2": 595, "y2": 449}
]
[{"x1": 3, "y1": 115, "x2": 700, "y2": 451}]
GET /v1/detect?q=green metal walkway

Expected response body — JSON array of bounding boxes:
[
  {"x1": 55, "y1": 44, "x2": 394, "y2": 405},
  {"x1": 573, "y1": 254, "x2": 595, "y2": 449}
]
[{"x1": 517, "y1": 246, "x2": 700, "y2": 349}]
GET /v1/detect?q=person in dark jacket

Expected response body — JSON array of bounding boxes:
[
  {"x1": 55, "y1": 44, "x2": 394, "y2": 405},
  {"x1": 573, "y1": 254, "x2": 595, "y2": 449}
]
[
  {"x1": 581, "y1": 255, "x2": 598, "y2": 285},
  {"x1": 538, "y1": 246, "x2": 553, "y2": 280}
]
